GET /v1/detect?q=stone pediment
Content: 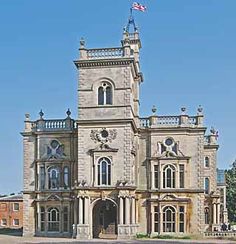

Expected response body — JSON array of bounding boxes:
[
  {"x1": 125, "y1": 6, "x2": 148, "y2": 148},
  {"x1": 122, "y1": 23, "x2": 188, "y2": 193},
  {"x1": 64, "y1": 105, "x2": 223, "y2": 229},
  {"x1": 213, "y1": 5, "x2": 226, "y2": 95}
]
[
  {"x1": 156, "y1": 194, "x2": 190, "y2": 203},
  {"x1": 90, "y1": 144, "x2": 118, "y2": 153},
  {"x1": 46, "y1": 194, "x2": 62, "y2": 201}
]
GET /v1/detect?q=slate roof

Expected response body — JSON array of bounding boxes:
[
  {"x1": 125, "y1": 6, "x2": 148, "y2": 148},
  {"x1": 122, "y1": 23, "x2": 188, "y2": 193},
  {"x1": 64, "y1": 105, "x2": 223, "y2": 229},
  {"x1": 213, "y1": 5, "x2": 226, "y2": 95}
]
[{"x1": 0, "y1": 193, "x2": 23, "y2": 201}]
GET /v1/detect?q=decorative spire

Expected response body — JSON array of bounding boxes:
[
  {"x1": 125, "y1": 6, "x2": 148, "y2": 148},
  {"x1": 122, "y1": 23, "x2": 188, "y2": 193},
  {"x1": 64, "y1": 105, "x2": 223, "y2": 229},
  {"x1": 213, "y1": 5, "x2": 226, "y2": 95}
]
[
  {"x1": 39, "y1": 109, "x2": 44, "y2": 120},
  {"x1": 124, "y1": 8, "x2": 138, "y2": 33}
]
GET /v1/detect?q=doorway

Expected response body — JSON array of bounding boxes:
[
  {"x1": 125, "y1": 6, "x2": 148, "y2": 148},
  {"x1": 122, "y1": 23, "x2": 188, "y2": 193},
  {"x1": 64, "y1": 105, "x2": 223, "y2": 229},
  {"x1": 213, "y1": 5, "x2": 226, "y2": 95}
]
[{"x1": 92, "y1": 199, "x2": 117, "y2": 238}]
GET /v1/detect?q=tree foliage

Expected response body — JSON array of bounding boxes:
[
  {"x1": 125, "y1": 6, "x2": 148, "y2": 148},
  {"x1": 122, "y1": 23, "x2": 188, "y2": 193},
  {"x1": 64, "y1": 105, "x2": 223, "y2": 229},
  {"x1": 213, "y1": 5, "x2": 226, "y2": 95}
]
[{"x1": 225, "y1": 160, "x2": 236, "y2": 222}]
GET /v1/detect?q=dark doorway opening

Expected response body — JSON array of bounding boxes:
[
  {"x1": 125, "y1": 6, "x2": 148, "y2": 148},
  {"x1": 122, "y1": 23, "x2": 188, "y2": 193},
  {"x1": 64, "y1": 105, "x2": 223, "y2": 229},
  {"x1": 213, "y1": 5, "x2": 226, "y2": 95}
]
[{"x1": 92, "y1": 199, "x2": 117, "y2": 239}]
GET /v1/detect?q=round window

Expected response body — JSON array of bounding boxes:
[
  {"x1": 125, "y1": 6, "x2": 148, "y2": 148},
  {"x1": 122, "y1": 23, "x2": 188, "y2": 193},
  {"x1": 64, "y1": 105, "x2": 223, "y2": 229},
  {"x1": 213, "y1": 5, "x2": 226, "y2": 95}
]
[
  {"x1": 165, "y1": 138, "x2": 173, "y2": 146},
  {"x1": 51, "y1": 140, "x2": 59, "y2": 149},
  {"x1": 101, "y1": 129, "x2": 109, "y2": 138}
]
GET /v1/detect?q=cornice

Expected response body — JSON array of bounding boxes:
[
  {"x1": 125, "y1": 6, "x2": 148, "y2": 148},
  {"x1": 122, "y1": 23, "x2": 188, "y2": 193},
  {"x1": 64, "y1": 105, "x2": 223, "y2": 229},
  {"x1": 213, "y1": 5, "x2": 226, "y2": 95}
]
[{"x1": 74, "y1": 57, "x2": 134, "y2": 68}]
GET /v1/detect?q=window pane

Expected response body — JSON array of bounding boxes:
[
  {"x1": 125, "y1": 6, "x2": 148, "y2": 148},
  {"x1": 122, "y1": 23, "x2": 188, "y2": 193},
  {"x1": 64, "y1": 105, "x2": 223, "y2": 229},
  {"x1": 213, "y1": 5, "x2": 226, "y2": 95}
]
[
  {"x1": 108, "y1": 164, "x2": 111, "y2": 185},
  {"x1": 106, "y1": 86, "x2": 112, "y2": 104},
  {"x1": 13, "y1": 203, "x2": 19, "y2": 211},
  {"x1": 167, "y1": 168, "x2": 171, "y2": 187},
  {"x1": 102, "y1": 161, "x2": 107, "y2": 185},
  {"x1": 48, "y1": 208, "x2": 59, "y2": 232},
  {"x1": 154, "y1": 165, "x2": 158, "y2": 188},
  {"x1": 154, "y1": 206, "x2": 159, "y2": 232},
  {"x1": 205, "y1": 157, "x2": 209, "y2": 167},
  {"x1": 40, "y1": 167, "x2": 45, "y2": 190},
  {"x1": 179, "y1": 165, "x2": 184, "y2": 188},
  {"x1": 98, "y1": 87, "x2": 104, "y2": 105},
  {"x1": 63, "y1": 207, "x2": 68, "y2": 232},
  {"x1": 97, "y1": 165, "x2": 100, "y2": 185},
  {"x1": 205, "y1": 178, "x2": 209, "y2": 194},
  {"x1": 64, "y1": 167, "x2": 69, "y2": 189}
]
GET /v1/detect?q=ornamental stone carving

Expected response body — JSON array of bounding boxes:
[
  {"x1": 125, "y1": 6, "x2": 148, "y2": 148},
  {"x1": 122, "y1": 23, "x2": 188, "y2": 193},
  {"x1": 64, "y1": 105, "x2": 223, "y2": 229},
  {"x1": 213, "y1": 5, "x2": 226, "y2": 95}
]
[{"x1": 90, "y1": 128, "x2": 117, "y2": 145}]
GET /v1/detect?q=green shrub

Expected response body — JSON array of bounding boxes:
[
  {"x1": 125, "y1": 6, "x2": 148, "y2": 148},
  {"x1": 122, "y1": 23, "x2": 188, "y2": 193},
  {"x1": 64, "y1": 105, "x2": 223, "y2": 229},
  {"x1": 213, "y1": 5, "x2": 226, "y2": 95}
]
[
  {"x1": 136, "y1": 233, "x2": 149, "y2": 238},
  {"x1": 153, "y1": 234, "x2": 191, "y2": 240}
]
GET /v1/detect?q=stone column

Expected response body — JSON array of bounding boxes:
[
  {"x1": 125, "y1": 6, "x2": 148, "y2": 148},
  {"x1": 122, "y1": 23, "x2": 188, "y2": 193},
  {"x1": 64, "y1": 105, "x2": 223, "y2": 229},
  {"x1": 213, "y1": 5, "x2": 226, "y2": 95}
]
[
  {"x1": 217, "y1": 203, "x2": 221, "y2": 224},
  {"x1": 151, "y1": 165, "x2": 154, "y2": 189},
  {"x1": 37, "y1": 202, "x2": 40, "y2": 231},
  {"x1": 151, "y1": 204, "x2": 154, "y2": 233},
  {"x1": 79, "y1": 197, "x2": 83, "y2": 224},
  {"x1": 125, "y1": 197, "x2": 130, "y2": 225},
  {"x1": 119, "y1": 197, "x2": 124, "y2": 224},
  {"x1": 84, "y1": 197, "x2": 89, "y2": 224},
  {"x1": 131, "y1": 197, "x2": 135, "y2": 224},
  {"x1": 213, "y1": 203, "x2": 217, "y2": 224},
  {"x1": 74, "y1": 197, "x2": 78, "y2": 226}
]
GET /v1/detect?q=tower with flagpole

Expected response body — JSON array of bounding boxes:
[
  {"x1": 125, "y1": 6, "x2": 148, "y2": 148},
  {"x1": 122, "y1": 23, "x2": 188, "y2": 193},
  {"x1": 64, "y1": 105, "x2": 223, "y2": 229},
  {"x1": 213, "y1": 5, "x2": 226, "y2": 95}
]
[{"x1": 21, "y1": 1, "x2": 226, "y2": 240}]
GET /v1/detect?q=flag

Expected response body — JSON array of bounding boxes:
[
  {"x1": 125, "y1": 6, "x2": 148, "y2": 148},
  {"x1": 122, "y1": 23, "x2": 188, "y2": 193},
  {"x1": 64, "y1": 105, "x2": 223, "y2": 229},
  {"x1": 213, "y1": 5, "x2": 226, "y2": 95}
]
[{"x1": 132, "y1": 2, "x2": 147, "y2": 12}]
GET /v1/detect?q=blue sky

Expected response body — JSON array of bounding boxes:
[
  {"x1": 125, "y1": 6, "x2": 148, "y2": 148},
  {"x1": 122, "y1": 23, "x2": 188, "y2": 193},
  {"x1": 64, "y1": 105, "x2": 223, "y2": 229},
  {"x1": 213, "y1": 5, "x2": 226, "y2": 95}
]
[{"x1": 0, "y1": 0, "x2": 235, "y2": 194}]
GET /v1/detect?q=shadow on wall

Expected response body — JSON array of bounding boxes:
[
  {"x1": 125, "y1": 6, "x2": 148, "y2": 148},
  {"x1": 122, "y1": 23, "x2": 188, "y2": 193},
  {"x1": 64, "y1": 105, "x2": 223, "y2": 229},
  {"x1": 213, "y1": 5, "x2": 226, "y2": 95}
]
[{"x1": 0, "y1": 228, "x2": 23, "y2": 236}]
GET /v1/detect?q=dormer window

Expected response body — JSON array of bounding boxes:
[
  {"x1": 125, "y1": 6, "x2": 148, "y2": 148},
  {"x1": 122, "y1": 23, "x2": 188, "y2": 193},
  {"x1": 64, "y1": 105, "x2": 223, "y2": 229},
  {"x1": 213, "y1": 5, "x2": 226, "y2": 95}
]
[{"x1": 98, "y1": 83, "x2": 112, "y2": 105}]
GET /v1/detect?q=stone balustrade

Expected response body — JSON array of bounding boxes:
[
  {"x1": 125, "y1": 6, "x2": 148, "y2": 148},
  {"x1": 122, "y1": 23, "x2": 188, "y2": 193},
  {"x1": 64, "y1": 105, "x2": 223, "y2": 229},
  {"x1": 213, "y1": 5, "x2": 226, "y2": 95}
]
[
  {"x1": 140, "y1": 115, "x2": 202, "y2": 128},
  {"x1": 86, "y1": 47, "x2": 123, "y2": 59},
  {"x1": 32, "y1": 118, "x2": 77, "y2": 132}
]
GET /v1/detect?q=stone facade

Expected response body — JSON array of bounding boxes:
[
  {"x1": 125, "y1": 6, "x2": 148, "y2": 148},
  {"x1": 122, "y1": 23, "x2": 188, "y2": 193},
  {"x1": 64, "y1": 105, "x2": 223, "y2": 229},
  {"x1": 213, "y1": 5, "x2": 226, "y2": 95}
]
[{"x1": 21, "y1": 24, "x2": 227, "y2": 239}]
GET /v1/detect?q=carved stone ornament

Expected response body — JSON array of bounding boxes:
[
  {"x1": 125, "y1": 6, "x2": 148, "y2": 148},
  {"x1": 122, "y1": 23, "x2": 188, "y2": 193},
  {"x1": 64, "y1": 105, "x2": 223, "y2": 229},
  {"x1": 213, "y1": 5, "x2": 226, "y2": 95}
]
[
  {"x1": 43, "y1": 140, "x2": 66, "y2": 160},
  {"x1": 90, "y1": 128, "x2": 117, "y2": 145}
]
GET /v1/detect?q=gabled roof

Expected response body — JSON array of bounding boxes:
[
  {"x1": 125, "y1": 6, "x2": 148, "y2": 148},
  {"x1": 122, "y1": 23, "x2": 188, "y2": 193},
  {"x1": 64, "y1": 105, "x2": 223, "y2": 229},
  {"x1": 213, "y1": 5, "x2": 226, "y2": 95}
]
[{"x1": 0, "y1": 193, "x2": 23, "y2": 201}]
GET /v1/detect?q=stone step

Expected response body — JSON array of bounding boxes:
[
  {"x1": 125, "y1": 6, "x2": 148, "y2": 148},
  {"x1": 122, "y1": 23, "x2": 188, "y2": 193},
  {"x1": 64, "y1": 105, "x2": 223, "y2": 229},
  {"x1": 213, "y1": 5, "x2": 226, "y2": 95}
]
[{"x1": 98, "y1": 233, "x2": 117, "y2": 239}]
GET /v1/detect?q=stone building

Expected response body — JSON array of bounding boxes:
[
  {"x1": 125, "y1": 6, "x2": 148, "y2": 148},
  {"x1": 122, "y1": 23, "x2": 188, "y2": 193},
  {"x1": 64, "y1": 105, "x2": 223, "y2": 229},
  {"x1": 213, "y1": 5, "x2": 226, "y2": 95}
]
[
  {"x1": 21, "y1": 19, "x2": 227, "y2": 239},
  {"x1": 0, "y1": 194, "x2": 23, "y2": 229}
]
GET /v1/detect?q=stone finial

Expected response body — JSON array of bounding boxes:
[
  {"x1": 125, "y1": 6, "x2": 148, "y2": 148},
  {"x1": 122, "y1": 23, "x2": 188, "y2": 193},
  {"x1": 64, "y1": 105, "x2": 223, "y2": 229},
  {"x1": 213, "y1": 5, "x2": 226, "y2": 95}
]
[
  {"x1": 25, "y1": 113, "x2": 30, "y2": 121},
  {"x1": 197, "y1": 105, "x2": 203, "y2": 114},
  {"x1": 210, "y1": 127, "x2": 216, "y2": 135},
  {"x1": 80, "y1": 37, "x2": 85, "y2": 49},
  {"x1": 39, "y1": 109, "x2": 44, "y2": 120},
  {"x1": 181, "y1": 107, "x2": 186, "y2": 115},
  {"x1": 66, "y1": 108, "x2": 71, "y2": 118},
  {"x1": 152, "y1": 105, "x2": 157, "y2": 115}
]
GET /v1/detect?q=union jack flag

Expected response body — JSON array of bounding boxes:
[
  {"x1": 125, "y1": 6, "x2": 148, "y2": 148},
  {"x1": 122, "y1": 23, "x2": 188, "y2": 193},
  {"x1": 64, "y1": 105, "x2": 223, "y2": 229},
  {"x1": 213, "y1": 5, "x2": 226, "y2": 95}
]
[{"x1": 132, "y1": 2, "x2": 147, "y2": 12}]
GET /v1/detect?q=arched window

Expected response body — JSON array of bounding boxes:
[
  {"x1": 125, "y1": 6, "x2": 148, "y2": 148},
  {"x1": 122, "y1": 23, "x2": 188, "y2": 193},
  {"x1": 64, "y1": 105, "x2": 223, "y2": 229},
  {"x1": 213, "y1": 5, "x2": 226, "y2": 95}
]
[
  {"x1": 163, "y1": 165, "x2": 176, "y2": 188},
  {"x1": 98, "y1": 83, "x2": 112, "y2": 105},
  {"x1": 63, "y1": 167, "x2": 69, "y2": 189},
  {"x1": 204, "y1": 157, "x2": 210, "y2": 167},
  {"x1": 163, "y1": 206, "x2": 176, "y2": 232},
  {"x1": 204, "y1": 207, "x2": 210, "y2": 224},
  {"x1": 48, "y1": 207, "x2": 59, "y2": 232},
  {"x1": 97, "y1": 157, "x2": 111, "y2": 185},
  {"x1": 48, "y1": 168, "x2": 60, "y2": 189},
  {"x1": 204, "y1": 177, "x2": 210, "y2": 194}
]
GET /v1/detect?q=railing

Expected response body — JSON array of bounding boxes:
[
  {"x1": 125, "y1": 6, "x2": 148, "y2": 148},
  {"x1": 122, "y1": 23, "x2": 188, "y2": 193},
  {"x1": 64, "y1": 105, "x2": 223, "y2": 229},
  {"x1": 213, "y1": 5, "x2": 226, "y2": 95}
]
[
  {"x1": 33, "y1": 119, "x2": 76, "y2": 132},
  {"x1": 140, "y1": 115, "x2": 199, "y2": 128},
  {"x1": 204, "y1": 231, "x2": 236, "y2": 237},
  {"x1": 188, "y1": 116, "x2": 197, "y2": 125},
  {"x1": 140, "y1": 118, "x2": 150, "y2": 128},
  {"x1": 157, "y1": 116, "x2": 180, "y2": 126},
  {"x1": 87, "y1": 47, "x2": 123, "y2": 59}
]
